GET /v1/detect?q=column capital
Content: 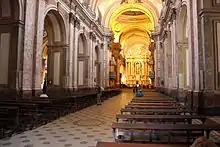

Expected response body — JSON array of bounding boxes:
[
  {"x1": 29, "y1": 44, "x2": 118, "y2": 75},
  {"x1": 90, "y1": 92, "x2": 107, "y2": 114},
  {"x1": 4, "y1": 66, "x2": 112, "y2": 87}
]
[
  {"x1": 69, "y1": 13, "x2": 80, "y2": 29},
  {"x1": 89, "y1": 32, "x2": 96, "y2": 41}
]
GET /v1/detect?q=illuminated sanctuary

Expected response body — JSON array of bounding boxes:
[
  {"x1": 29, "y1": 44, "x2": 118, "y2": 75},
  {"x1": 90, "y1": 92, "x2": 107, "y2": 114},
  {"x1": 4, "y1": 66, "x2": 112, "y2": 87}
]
[{"x1": 108, "y1": 1, "x2": 158, "y2": 86}]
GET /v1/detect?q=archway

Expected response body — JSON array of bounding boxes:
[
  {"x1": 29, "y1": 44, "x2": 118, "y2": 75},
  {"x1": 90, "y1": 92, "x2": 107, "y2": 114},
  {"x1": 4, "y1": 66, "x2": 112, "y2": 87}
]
[
  {"x1": 77, "y1": 34, "x2": 88, "y2": 87},
  {"x1": 42, "y1": 10, "x2": 66, "y2": 88},
  {"x1": 177, "y1": 4, "x2": 188, "y2": 89},
  {"x1": 109, "y1": 5, "x2": 153, "y2": 86},
  {"x1": 0, "y1": 0, "x2": 22, "y2": 91}
]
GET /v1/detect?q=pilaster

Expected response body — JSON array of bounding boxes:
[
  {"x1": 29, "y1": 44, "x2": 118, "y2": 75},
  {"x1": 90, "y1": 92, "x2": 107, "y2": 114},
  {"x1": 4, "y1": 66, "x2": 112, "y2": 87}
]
[
  {"x1": 73, "y1": 21, "x2": 81, "y2": 89},
  {"x1": 22, "y1": 0, "x2": 37, "y2": 96},
  {"x1": 32, "y1": 0, "x2": 46, "y2": 95},
  {"x1": 67, "y1": 13, "x2": 75, "y2": 90},
  {"x1": 89, "y1": 31, "x2": 96, "y2": 87}
]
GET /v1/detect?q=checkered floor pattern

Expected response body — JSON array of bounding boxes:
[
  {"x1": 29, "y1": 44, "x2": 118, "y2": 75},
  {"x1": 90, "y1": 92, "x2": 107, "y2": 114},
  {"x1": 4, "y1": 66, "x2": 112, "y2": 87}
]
[{"x1": 0, "y1": 90, "x2": 219, "y2": 147}]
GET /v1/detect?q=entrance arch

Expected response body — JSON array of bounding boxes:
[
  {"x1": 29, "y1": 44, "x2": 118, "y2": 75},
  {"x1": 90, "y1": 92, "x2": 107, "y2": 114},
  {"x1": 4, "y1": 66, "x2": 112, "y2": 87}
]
[
  {"x1": 42, "y1": 10, "x2": 67, "y2": 89},
  {"x1": 0, "y1": 0, "x2": 23, "y2": 93},
  {"x1": 77, "y1": 33, "x2": 89, "y2": 87}
]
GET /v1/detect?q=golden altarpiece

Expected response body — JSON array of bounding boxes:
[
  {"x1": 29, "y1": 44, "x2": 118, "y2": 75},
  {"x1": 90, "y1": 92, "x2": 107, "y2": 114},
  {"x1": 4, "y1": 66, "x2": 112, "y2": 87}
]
[
  {"x1": 125, "y1": 48, "x2": 151, "y2": 85},
  {"x1": 109, "y1": 1, "x2": 154, "y2": 86}
]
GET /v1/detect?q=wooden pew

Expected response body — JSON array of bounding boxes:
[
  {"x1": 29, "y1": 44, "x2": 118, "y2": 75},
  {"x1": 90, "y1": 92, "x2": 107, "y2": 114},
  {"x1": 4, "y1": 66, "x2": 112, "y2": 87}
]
[
  {"x1": 0, "y1": 100, "x2": 59, "y2": 122},
  {"x1": 31, "y1": 98, "x2": 72, "y2": 116},
  {"x1": 112, "y1": 123, "x2": 220, "y2": 143},
  {"x1": 121, "y1": 108, "x2": 195, "y2": 115},
  {"x1": 132, "y1": 98, "x2": 174, "y2": 102},
  {"x1": 0, "y1": 102, "x2": 39, "y2": 127},
  {"x1": 131, "y1": 100, "x2": 177, "y2": 103},
  {"x1": 96, "y1": 142, "x2": 188, "y2": 147},
  {"x1": 128, "y1": 103, "x2": 179, "y2": 107},
  {"x1": 0, "y1": 106, "x2": 19, "y2": 138},
  {"x1": 116, "y1": 114, "x2": 206, "y2": 124},
  {"x1": 125, "y1": 105, "x2": 185, "y2": 110},
  {"x1": 32, "y1": 96, "x2": 76, "y2": 113}
]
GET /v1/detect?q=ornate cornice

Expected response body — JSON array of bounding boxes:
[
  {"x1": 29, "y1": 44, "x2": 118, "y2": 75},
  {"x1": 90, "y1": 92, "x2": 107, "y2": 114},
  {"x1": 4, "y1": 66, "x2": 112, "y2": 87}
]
[{"x1": 60, "y1": 0, "x2": 105, "y2": 40}]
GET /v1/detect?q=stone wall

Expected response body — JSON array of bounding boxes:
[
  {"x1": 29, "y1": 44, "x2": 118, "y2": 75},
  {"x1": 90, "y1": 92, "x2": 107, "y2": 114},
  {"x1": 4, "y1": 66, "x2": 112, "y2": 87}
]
[
  {"x1": 155, "y1": 0, "x2": 220, "y2": 112},
  {"x1": 0, "y1": 0, "x2": 112, "y2": 99}
]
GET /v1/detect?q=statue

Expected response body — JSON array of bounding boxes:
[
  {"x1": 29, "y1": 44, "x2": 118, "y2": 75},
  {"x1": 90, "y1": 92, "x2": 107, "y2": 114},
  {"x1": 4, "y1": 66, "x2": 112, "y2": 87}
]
[{"x1": 83, "y1": 0, "x2": 90, "y2": 8}]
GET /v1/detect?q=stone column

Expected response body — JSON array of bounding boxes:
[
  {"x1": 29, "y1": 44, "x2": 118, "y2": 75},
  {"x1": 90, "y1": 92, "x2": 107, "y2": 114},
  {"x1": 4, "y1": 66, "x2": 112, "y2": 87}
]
[
  {"x1": 100, "y1": 43, "x2": 106, "y2": 87},
  {"x1": 163, "y1": 38, "x2": 169, "y2": 90},
  {"x1": 155, "y1": 35, "x2": 161, "y2": 87},
  {"x1": 171, "y1": 20, "x2": 178, "y2": 89},
  {"x1": 22, "y1": 0, "x2": 37, "y2": 96},
  {"x1": 103, "y1": 38, "x2": 109, "y2": 87},
  {"x1": 88, "y1": 32, "x2": 94, "y2": 88},
  {"x1": 32, "y1": 0, "x2": 46, "y2": 94},
  {"x1": 73, "y1": 19, "x2": 80, "y2": 90},
  {"x1": 187, "y1": 0, "x2": 194, "y2": 91},
  {"x1": 177, "y1": 42, "x2": 188, "y2": 90},
  {"x1": 192, "y1": 0, "x2": 200, "y2": 92},
  {"x1": 65, "y1": 13, "x2": 76, "y2": 91},
  {"x1": 167, "y1": 30, "x2": 172, "y2": 90},
  {"x1": 89, "y1": 32, "x2": 96, "y2": 87}
]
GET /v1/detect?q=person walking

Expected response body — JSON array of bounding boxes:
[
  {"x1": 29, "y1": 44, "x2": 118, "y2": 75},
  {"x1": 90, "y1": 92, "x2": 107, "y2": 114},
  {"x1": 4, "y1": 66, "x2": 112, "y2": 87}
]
[{"x1": 96, "y1": 84, "x2": 103, "y2": 105}]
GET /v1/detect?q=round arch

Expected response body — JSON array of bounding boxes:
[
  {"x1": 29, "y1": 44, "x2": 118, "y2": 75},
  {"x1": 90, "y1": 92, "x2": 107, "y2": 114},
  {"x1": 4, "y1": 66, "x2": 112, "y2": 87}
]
[
  {"x1": 119, "y1": 27, "x2": 151, "y2": 42},
  {"x1": 108, "y1": 4, "x2": 155, "y2": 28},
  {"x1": 77, "y1": 33, "x2": 88, "y2": 55},
  {"x1": 41, "y1": 10, "x2": 67, "y2": 88},
  {"x1": 91, "y1": 0, "x2": 160, "y2": 21},
  {"x1": 0, "y1": 0, "x2": 22, "y2": 90},
  {"x1": 177, "y1": 4, "x2": 188, "y2": 42},
  {"x1": 77, "y1": 33, "x2": 89, "y2": 87},
  {"x1": 103, "y1": 2, "x2": 159, "y2": 27},
  {"x1": 44, "y1": 10, "x2": 67, "y2": 44}
]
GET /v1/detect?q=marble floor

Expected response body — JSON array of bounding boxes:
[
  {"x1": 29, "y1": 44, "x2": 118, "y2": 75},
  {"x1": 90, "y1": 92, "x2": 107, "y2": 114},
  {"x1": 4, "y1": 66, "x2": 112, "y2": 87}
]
[
  {"x1": 0, "y1": 90, "x2": 220, "y2": 147},
  {"x1": 0, "y1": 90, "x2": 134, "y2": 147}
]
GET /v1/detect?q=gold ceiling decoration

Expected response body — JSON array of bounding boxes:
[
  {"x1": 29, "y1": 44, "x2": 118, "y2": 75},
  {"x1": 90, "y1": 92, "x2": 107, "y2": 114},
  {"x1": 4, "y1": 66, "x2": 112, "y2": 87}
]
[
  {"x1": 120, "y1": 0, "x2": 142, "y2": 4},
  {"x1": 109, "y1": 3, "x2": 154, "y2": 28},
  {"x1": 122, "y1": 10, "x2": 144, "y2": 16},
  {"x1": 109, "y1": 3, "x2": 154, "y2": 43}
]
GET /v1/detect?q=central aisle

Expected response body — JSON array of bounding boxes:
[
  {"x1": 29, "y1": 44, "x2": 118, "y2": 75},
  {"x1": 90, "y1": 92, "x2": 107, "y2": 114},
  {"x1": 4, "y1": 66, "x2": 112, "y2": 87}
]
[{"x1": 0, "y1": 90, "x2": 134, "y2": 147}]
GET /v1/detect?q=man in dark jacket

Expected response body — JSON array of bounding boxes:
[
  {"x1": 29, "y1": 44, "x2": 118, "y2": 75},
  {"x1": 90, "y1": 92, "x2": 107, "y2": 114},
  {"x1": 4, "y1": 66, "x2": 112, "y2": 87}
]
[{"x1": 96, "y1": 85, "x2": 102, "y2": 105}]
